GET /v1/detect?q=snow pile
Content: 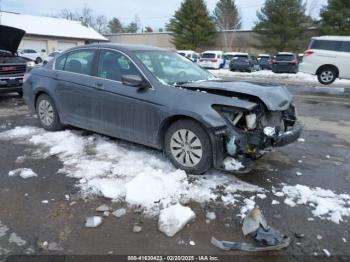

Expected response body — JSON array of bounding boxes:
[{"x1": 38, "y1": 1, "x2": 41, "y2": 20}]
[
  {"x1": 0, "y1": 126, "x2": 264, "y2": 215},
  {"x1": 8, "y1": 168, "x2": 37, "y2": 179},
  {"x1": 158, "y1": 203, "x2": 195, "y2": 237},
  {"x1": 209, "y1": 69, "x2": 350, "y2": 85},
  {"x1": 281, "y1": 184, "x2": 350, "y2": 224}
]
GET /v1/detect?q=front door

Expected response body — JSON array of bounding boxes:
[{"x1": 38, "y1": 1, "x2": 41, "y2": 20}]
[{"x1": 92, "y1": 49, "x2": 164, "y2": 146}]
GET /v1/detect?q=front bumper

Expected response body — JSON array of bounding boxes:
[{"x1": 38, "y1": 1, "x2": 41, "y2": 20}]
[
  {"x1": 272, "y1": 121, "x2": 303, "y2": 147},
  {"x1": 0, "y1": 77, "x2": 23, "y2": 93}
]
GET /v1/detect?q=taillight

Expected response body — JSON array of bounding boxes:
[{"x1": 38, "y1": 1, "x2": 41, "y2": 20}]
[
  {"x1": 289, "y1": 60, "x2": 297, "y2": 64},
  {"x1": 304, "y1": 50, "x2": 314, "y2": 56},
  {"x1": 23, "y1": 72, "x2": 31, "y2": 83},
  {"x1": 272, "y1": 60, "x2": 277, "y2": 64},
  {"x1": 211, "y1": 59, "x2": 218, "y2": 62}
]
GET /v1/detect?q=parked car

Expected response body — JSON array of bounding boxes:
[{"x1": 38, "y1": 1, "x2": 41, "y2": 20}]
[
  {"x1": 0, "y1": 25, "x2": 28, "y2": 96},
  {"x1": 18, "y1": 49, "x2": 44, "y2": 64},
  {"x1": 46, "y1": 51, "x2": 62, "y2": 63},
  {"x1": 197, "y1": 51, "x2": 225, "y2": 69},
  {"x1": 229, "y1": 53, "x2": 258, "y2": 73},
  {"x1": 258, "y1": 54, "x2": 272, "y2": 70},
  {"x1": 224, "y1": 52, "x2": 238, "y2": 61},
  {"x1": 300, "y1": 36, "x2": 350, "y2": 85},
  {"x1": 176, "y1": 50, "x2": 199, "y2": 62},
  {"x1": 23, "y1": 43, "x2": 302, "y2": 174},
  {"x1": 272, "y1": 52, "x2": 299, "y2": 74}
]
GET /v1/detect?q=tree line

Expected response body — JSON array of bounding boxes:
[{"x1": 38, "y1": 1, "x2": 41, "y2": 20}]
[
  {"x1": 52, "y1": 0, "x2": 350, "y2": 53},
  {"x1": 168, "y1": 0, "x2": 350, "y2": 52}
]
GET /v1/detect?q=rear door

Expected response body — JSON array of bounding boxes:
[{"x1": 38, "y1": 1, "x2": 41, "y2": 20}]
[
  {"x1": 337, "y1": 41, "x2": 350, "y2": 79},
  {"x1": 54, "y1": 48, "x2": 99, "y2": 129},
  {"x1": 310, "y1": 40, "x2": 340, "y2": 67}
]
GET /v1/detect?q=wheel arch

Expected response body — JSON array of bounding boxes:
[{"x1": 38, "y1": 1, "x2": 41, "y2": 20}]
[{"x1": 316, "y1": 64, "x2": 339, "y2": 77}]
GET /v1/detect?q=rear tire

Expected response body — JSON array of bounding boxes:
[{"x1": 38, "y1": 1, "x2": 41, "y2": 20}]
[
  {"x1": 317, "y1": 66, "x2": 337, "y2": 85},
  {"x1": 164, "y1": 119, "x2": 212, "y2": 175},
  {"x1": 36, "y1": 94, "x2": 64, "y2": 131},
  {"x1": 35, "y1": 57, "x2": 43, "y2": 64}
]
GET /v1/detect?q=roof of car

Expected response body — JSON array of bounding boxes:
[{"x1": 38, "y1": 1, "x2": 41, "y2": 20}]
[
  {"x1": 277, "y1": 52, "x2": 295, "y2": 55},
  {"x1": 258, "y1": 54, "x2": 270, "y2": 57},
  {"x1": 202, "y1": 50, "x2": 223, "y2": 54},
  {"x1": 312, "y1": 36, "x2": 350, "y2": 41},
  {"x1": 233, "y1": 52, "x2": 249, "y2": 56},
  {"x1": 74, "y1": 43, "x2": 167, "y2": 52}
]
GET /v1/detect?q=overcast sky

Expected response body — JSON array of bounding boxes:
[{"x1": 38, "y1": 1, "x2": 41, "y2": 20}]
[{"x1": 1, "y1": 0, "x2": 327, "y2": 30}]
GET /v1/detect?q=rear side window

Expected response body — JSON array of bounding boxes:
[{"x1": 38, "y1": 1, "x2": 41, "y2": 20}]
[
  {"x1": 340, "y1": 41, "x2": 350, "y2": 52},
  {"x1": 310, "y1": 40, "x2": 341, "y2": 51},
  {"x1": 55, "y1": 54, "x2": 67, "y2": 70},
  {"x1": 64, "y1": 50, "x2": 95, "y2": 75}
]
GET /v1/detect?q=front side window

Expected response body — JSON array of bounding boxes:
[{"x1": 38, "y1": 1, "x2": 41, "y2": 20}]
[
  {"x1": 135, "y1": 50, "x2": 215, "y2": 85},
  {"x1": 97, "y1": 50, "x2": 141, "y2": 82},
  {"x1": 64, "y1": 50, "x2": 95, "y2": 75},
  {"x1": 310, "y1": 40, "x2": 341, "y2": 51},
  {"x1": 55, "y1": 54, "x2": 67, "y2": 70}
]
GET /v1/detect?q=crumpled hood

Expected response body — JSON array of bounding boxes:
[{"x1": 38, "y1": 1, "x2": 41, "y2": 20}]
[
  {"x1": 0, "y1": 25, "x2": 26, "y2": 54},
  {"x1": 181, "y1": 80, "x2": 293, "y2": 111}
]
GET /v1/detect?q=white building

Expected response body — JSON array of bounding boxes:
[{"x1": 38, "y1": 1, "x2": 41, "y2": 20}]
[{"x1": 0, "y1": 11, "x2": 108, "y2": 55}]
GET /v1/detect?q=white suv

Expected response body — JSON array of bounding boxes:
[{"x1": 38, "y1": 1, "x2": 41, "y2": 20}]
[
  {"x1": 300, "y1": 36, "x2": 350, "y2": 85},
  {"x1": 198, "y1": 51, "x2": 225, "y2": 69}
]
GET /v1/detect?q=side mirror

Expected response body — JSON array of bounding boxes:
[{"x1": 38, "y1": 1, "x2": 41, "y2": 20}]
[{"x1": 121, "y1": 75, "x2": 149, "y2": 89}]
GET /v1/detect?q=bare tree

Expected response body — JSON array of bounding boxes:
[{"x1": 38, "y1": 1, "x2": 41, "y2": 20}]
[{"x1": 95, "y1": 15, "x2": 108, "y2": 33}]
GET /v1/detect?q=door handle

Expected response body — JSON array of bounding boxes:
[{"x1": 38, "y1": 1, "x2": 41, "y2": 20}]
[{"x1": 95, "y1": 82, "x2": 104, "y2": 89}]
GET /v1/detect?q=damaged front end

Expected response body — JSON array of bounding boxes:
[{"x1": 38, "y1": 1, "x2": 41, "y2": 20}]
[{"x1": 213, "y1": 100, "x2": 302, "y2": 173}]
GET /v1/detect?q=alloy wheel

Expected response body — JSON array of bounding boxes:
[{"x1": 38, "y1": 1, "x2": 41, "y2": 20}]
[
  {"x1": 170, "y1": 129, "x2": 203, "y2": 167},
  {"x1": 38, "y1": 99, "x2": 54, "y2": 127}
]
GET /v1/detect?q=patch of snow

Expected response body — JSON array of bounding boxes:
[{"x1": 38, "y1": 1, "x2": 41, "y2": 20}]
[
  {"x1": 239, "y1": 199, "x2": 256, "y2": 218},
  {"x1": 158, "y1": 204, "x2": 195, "y2": 237},
  {"x1": 8, "y1": 233, "x2": 26, "y2": 246},
  {"x1": 112, "y1": 208, "x2": 126, "y2": 218},
  {"x1": 326, "y1": 155, "x2": 331, "y2": 159},
  {"x1": 206, "y1": 212, "x2": 216, "y2": 220},
  {"x1": 298, "y1": 160, "x2": 303, "y2": 164},
  {"x1": 263, "y1": 127, "x2": 276, "y2": 137},
  {"x1": 0, "y1": 220, "x2": 9, "y2": 238},
  {"x1": 189, "y1": 241, "x2": 196, "y2": 246},
  {"x1": 272, "y1": 200, "x2": 280, "y2": 205},
  {"x1": 284, "y1": 198, "x2": 296, "y2": 207},
  {"x1": 257, "y1": 193, "x2": 267, "y2": 199},
  {"x1": 296, "y1": 172, "x2": 303, "y2": 176},
  {"x1": 132, "y1": 224, "x2": 142, "y2": 233},
  {"x1": 317, "y1": 234, "x2": 322, "y2": 240},
  {"x1": 342, "y1": 238, "x2": 347, "y2": 243},
  {"x1": 41, "y1": 200, "x2": 49, "y2": 204},
  {"x1": 298, "y1": 138, "x2": 305, "y2": 143},
  {"x1": 282, "y1": 184, "x2": 350, "y2": 224},
  {"x1": 222, "y1": 157, "x2": 244, "y2": 171},
  {"x1": 0, "y1": 127, "x2": 264, "y2": 215},
  {"x1": 274, "y1": 192, "x2": 284, "y2": 197},
  {"x1": 323, "y1": 249, "x2": 331, "y2": 257},
  {"x1": 96, "y1": 205, "x2": 110, "y2": 212},
  {"x1": 85, "y1": 216, "x2": 103, "y2": 228},
  {"x1": 8, "y1": 168, "x2": 37, "y2": 179},
  {"x1": 308, "y1": 218, "x2": 315, "y2": 221}
]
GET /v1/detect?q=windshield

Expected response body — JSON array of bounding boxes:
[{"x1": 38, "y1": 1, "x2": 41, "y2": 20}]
[{"x1": 134, "y1": 50, "x2": 216, "y2": 85}]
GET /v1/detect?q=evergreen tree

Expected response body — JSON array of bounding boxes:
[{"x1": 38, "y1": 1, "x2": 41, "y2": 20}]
[
  {"x1": 213, "y1": 0, "x2": 241, "y2": 31},
  {"x1": 108, "y1": 18, "x2": 123, "y2": 33},
  {"x1": 213, "y1": 0, "x2": 241, "y2": 49},
  {"x1": 167, "y1": 0, "x2": 216, "y2": 50},
  {"x1": 254, "y1": 0, "x2": 309, "y2": 52},
  {"x1": 319, "y1": 0, "x2": 350, "y2": 35},
  {"x1": 125, "y1": 22, "x2": 138, "y2": 33}
]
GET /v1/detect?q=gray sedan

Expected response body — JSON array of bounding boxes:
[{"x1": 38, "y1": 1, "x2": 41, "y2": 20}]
[{"x1": 23, "y1": 44, "x2": 302, "y2": 174}]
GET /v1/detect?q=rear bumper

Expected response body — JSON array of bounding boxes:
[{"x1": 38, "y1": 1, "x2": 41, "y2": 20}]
[
  {"x1": 230, "y1": 64, "x2": 251, "y2": 70},
  {"x1": 272, "y1": 65, "x2": 298, "y2": 73},
  {"x1": 273, "y1": 121, "x2": 303, "y2": 147}
]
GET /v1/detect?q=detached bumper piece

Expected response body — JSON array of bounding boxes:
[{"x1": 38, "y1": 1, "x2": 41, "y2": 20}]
[{"x1": 273, "y1": 121, "x2": 302, "y2": 147}]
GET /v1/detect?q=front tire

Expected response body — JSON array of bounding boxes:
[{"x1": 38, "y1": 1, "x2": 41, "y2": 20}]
[
  {"x1": 317, "y1": 67, "x2": 337, "y2": 85},
  {"x1": 36, "y1": 94, "x2": 64, "y2": 131},
  {"x1": 165, "y1": 119, "x2": 212, "y2": 174}
]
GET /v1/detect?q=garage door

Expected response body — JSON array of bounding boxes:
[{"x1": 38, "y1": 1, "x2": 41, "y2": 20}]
[
  {"x1": 57, "y1": 41, "x2": 78, "y2": 51},
  {"x1": 20, "y1": 39, "x2": 48, "y2": 53}
]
